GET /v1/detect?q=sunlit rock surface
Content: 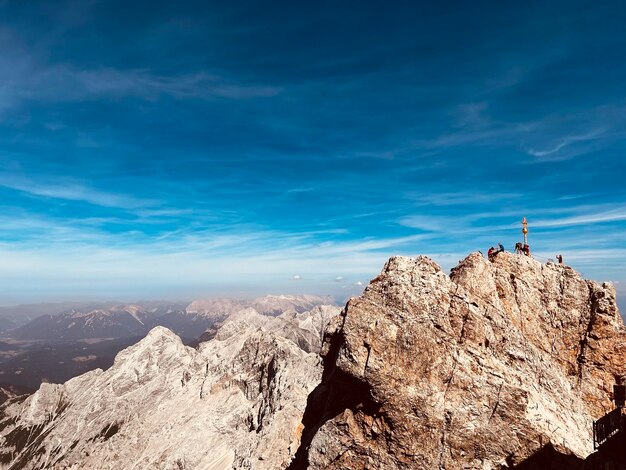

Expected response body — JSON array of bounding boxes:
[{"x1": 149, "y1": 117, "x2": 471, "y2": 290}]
[
  {"x1": 291, "y1": 252, "x2": 625, "y2": 469},
  {"x1": 0, "y1": 306, "x2": 339, "y2": 469}
]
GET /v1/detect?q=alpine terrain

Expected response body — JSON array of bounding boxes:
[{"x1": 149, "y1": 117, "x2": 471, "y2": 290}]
[
  {"x1": 0, "y1": 253, "x2": 624, "y2": 469},
  {"x1": 0, "y1": 305, "x2": 339, "y2": 469}
]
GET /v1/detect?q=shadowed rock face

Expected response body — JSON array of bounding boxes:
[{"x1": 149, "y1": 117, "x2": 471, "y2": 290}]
[
  {"x1": 292, "y1": 252, "x2": 625, "y2": 469},
  {"x1": 0, "y1": 384, "x2": 32, "y2": 405}
]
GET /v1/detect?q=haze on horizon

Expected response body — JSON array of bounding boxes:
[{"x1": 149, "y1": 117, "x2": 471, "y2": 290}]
[{"x1": 0, "y1": 1, "x2": 625, "y2": 306}]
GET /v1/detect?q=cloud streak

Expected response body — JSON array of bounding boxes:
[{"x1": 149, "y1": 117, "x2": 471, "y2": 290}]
[
  {"x1": 0, "y1": 172, "x2": 158, "y2": 210},
  {"x1": 529, "y1": 208, "x2": 626, "y2": 228},
  {"x1": 0, "y1": 52, "x2": 281, "y2": 116},
  {"x1": 527, "y1": 129, "x2": 607, "y2": 159}
]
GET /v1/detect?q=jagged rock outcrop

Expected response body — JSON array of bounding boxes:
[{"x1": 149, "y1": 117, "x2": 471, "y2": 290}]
[
  {"x1": 200, "y1": 305, "x2": 339, "y2": 354},
  {"x1": 0, "y1": 384, "x2": 31, "y2": 406},
  {"x1": 0, "y1": 306, "x2": 339, "y2": 469},
  {"x1": 186, "y1": 295, "x2": 335, "y2": 320},
  {"x1": 291, "y1": 252, "x2": 625, "y2": 469}
]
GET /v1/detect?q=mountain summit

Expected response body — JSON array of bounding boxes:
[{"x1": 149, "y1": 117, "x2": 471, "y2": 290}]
[
  {"x1": 1, "y1": 253, "x2": 623, "y2": 469},
  {"x1": 291, "y1": 252, "x2": 625, "y2": 469}
]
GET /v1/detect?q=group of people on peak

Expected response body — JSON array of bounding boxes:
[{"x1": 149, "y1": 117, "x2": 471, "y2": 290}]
[
  {"x1": 514, "y1": 242, "x2": 531, "y2": 257},
  {"x1": 487, "y1": 243, "x2": 505, "y2": 260},
  {"x1": 487, "y1": 243, "x2": 564, "y2": 265}
]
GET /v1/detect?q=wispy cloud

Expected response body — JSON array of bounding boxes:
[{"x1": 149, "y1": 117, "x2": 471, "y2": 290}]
[
  {"x1": 63, "y1": 68, "x2": 282, "y2": 100},
  {"x1": 419, "y1": 101, "x2": 626, "y2": 164},
  {"x1": 0, "y1": 172, "x2": 157, "y2": 210},
  {"x1": 405, "y1": 190, "x2": 522, "y2": 207},
  {"x1": 398, "y1": 205, "x2": 626, "y2": 243},
  {"x1": 0, "y1": 52, "x2": 281, "y2": 115},
  {"x1": 0, "y1": 201, "x2": 624, "y2": 304},
  {"x1": 530, "y1": 208, "x2": 626, "y2": 228},
  {"x1": 527, "y1": 129, "x2": 607, "y2": 159},
  {"x1": 0, "y1": 218, "x2": 420, "y2": 302}
]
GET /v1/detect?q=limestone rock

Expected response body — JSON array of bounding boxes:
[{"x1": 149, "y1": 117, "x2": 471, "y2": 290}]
[
  {"x1": 292, "y1": 252, "x2": 625, "y2": 469},
  {"x1": 0, "y1": 307, "x2": 340, "y2": 469}
]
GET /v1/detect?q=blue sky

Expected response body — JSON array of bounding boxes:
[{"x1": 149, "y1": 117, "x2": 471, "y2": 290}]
[{"x1": 0, "y1": 0, "x2": 625, "y2": 305}]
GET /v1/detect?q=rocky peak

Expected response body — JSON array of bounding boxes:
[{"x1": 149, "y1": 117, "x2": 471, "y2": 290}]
[
  {"x1": 292, "y1": 252, "x2": 625, "y2": 469},
  {"x1": 0, "y1": 305, "x2": 340, "y2": 470}
]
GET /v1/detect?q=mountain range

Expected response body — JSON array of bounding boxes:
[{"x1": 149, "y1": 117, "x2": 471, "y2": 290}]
[
  {"x1": 0, "y1": 305, "x2": 340, "y2": 469},
  {"x1": 0, "y1": 254, "x2": 624, "y2": 468},
  {"x1": 2, "y1": 295, "x2": 334, "y2": 341},
  {"x1": 0, "y1": 295, "x2": 335, "y2": 392}
]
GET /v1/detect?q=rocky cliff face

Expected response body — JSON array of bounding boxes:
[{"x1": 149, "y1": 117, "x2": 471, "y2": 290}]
[
  {"x1": 291, "y1": 252, "x2": 625, "y2": 469},
  {"x1": 0, "y1": 306, "x2": 339, "y2": 470}
]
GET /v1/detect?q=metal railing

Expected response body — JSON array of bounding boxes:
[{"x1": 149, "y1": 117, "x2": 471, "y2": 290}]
[{"x1": 593, "y1": 407, "x2": 624, "y2": 449}]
